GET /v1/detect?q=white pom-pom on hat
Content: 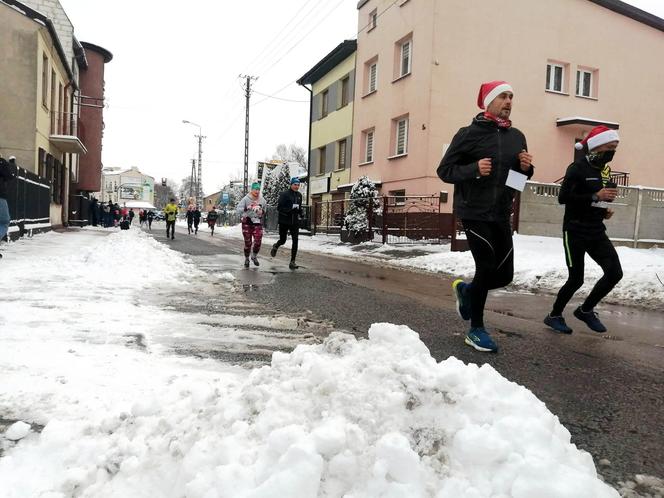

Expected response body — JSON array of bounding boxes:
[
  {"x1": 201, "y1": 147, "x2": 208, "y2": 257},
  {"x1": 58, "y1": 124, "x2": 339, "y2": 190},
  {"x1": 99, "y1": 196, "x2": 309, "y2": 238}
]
[{"x1": 575, "y1": 126, "x2": 620, "y2": 151}]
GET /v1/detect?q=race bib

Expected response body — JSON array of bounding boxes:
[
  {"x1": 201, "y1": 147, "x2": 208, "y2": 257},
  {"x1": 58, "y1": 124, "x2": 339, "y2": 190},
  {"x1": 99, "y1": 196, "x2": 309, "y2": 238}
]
[{"x1": 292, "y1": 204, "x2": 300, "y2": 209}]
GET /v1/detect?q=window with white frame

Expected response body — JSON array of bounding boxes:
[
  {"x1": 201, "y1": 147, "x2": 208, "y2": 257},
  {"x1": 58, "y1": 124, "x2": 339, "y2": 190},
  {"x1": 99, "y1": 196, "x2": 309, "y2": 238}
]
[
  {"x1": 369, "y1": 9, "x2": 377, "y2": 30},
  {"x1": 364, "y1": 129, "x2": 374, "y2": 163},
  {"x1": 546, "y1": 63, "x2": 564, "y2": 92},
  {"x1": 368, "y1": 62, "x2": 377, "y2": 93},
  {"x1": 576, "y1": 69, "x2": 593, "y2": 98},
  {"x1": 400, "y1": 39, "x2": 412, "y2": 77},
  {"x1": 394, "y1": 117, "x2": 408, "y2": 155}
]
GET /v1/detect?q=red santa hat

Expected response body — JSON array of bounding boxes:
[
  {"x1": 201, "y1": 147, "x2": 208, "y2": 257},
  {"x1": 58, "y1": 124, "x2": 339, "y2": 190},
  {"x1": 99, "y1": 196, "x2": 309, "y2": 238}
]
[
  {"x1": 575, "y1": 125, "x2": 620, "y2": 150},
  {"x1": 477, "y1": 80, "x2": 513, "y2": 110}
]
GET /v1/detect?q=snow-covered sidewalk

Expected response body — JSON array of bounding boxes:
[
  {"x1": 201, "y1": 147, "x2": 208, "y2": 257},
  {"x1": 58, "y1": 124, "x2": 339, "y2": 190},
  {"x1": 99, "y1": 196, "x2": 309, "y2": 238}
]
[
  {"x1": 0, "y1": 228, "x2": 635, "y2": 497},
  {"x1": 210, "y1": 223, "x2": 664, "y2": 308}
]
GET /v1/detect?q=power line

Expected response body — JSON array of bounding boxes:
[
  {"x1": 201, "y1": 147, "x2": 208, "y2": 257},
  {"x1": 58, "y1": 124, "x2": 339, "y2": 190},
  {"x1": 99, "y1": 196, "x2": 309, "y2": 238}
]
[
  {"x1": 242, "y1": 0, "x2": 320, "y2": 74},
  {"x1": 252, "y1": 90, "x2": 309, "y2": 103},
  {"x1": 259, "y1": 0, "x2": 347, "y2": 78}
]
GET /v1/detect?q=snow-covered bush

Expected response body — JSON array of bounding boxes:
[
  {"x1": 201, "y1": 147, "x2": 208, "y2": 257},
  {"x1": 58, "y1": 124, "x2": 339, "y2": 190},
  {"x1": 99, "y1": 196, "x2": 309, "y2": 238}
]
[{"x1": 344, "y1": 176, "x2": 381, "y2": 235}]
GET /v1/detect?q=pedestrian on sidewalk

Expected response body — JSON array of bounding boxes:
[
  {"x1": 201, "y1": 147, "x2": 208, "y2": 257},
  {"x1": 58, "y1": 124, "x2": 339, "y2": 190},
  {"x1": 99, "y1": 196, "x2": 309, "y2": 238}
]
[
  {"x1": 0, "y1": 156, "x2": 17, "y2": 257},
  {"x1": 128, "y1": 208, "x2": 135, "y2": 225},
  {"x1": 206, "y1": 206, "x2": 219, "y2": 236},
  {"x1": 544, "y1": 126, "x2": 623, "y2": 334},
  {"x1": 193, "y1": 206, "x2": 201, "y2": 235},
  {"x1": 437, "y1": 80, "x2": 534, "y2": 353},
  {"x1": 237, "y1": 182, "x2": 266, "y2": 268},
  {"x1": 270, "y1": 178, "x2": 303, "y2": 270},
  {"x1": 164, "y1": 198, "x2": 178, "y2": 240},
  {"x1": 147, "y1": 210, "x2": 154, "y2": 231}
]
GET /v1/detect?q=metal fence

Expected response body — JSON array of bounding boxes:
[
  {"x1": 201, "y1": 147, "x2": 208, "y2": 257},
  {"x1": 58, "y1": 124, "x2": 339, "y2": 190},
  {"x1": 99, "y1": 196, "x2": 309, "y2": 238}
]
[
  {"x1": 310, "y1": 196, "x2": 457, "y2": 245},
  {"x1": 6, "y1": 165, "x2": 51, "y2": 240}
]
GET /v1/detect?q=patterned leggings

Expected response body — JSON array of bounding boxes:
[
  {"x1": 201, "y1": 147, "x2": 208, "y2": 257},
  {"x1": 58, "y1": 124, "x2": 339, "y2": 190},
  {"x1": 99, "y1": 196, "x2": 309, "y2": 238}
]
[{"x1": 242, "y1": 222, "x2": 263, "y2": 257}]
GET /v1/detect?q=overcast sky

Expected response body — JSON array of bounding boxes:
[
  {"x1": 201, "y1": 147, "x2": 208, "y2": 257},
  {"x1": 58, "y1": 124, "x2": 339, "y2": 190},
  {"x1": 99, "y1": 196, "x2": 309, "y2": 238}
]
[{"x1": 58, "y1": 0, "x2": 664, "y2": 196}]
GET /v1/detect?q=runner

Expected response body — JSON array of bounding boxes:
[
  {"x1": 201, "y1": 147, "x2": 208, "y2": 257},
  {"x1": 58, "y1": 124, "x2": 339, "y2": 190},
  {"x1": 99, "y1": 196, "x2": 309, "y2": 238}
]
[
  {"x1": 192, "y1": 205, "x2": 201, "y2": 235},
  {"x1": 164, "y1": 198, "x2": 178, "y2": 240},
  {"x1": 437, "y1": 80, "x2": 534, "y2": 353},
  {"x1": 236, "y1": 182, "x2": 266, "y2": 268},
  {"x1": 544, "y1": 126, "x2": 623, "y2": 334},
  {"x1": 270, "y1": 178, "x2": 303, "y2": 270},
  {"x1": 206, "y1": 206, "x2": 219, "y2": 236}
]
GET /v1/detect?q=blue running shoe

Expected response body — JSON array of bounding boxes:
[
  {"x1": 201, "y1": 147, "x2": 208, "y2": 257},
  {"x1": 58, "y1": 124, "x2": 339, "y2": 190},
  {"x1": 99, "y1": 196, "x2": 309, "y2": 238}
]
[
  {"x1": 573, "y1": 307, "x2": 607, "y2": 333},
  {"x1": 452, "y1": 279, "x2": 471, "y2": 321},
  {"x1": 465, "y1": 327, "x2": 498, "y2": 353},
  {"x1": 544, "y1": 314, "x2": 573, "y2": 334}
]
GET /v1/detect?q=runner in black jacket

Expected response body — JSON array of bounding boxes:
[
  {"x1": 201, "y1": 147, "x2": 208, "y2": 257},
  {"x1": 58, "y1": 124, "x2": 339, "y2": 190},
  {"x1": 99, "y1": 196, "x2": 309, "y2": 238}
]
[
  {"x1": 544, "y1": 126, "x2": 622, "y2": 334},
  {"x1": 438, "y1": 81, "x2": 534, "y2": 353},
  {"x1": 270, "y1": 178, "x2": 303, "y2": 269}
]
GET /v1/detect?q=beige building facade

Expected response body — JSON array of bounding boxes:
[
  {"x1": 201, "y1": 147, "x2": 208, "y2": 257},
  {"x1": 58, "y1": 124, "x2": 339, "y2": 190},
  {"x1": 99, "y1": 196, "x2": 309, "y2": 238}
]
[
  {"x1": 0, "y1": 0, "x2": 86, "y2": 228},
  {"x1": 298, "y1": 40, "x2": 357, "y2": 209},
  {"x1": 351, "y1": 0, "x2": 664, "y2": 212},
  {"x1": 100, "y1": 167, "x2": 155, "y2": 206}
]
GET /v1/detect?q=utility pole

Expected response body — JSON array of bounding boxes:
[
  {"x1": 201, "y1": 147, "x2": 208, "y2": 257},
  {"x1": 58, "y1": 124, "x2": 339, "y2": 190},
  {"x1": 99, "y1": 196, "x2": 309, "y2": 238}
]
[
  {"x1": 189, "y1": 158, "x2": 197, "y2": 201},
  {"x1": 182, "y1": 120, "x2": 205, "y2": 207},
  {"x1": 196, "y1": 133, "x2": 204, "y2": 206},
  {"x1": 239, "y1": 74, "x2": 258, "y2": 195}
]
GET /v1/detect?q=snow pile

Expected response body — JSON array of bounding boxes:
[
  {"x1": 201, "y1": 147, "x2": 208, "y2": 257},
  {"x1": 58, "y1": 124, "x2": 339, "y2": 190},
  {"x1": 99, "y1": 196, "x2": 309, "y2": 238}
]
[{"x1": 0, "y1": 324, "x2": 618, "y2": 497}]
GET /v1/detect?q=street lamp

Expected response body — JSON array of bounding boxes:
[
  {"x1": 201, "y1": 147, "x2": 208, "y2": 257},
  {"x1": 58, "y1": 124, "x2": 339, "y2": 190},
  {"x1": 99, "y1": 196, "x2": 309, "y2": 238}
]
[{"x1": 182, "y1": 119, "x2": 205, "y2": 207}]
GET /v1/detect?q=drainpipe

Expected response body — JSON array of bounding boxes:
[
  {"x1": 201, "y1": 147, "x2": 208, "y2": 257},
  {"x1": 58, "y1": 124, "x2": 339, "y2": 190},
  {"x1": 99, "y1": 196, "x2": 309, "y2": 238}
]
[{"x1": 298, "y1": 82, "x2": 313, "y2": 229}]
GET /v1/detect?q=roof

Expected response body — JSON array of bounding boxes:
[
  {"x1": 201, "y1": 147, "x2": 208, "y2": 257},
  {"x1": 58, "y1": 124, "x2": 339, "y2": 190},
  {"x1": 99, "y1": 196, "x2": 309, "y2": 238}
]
[
  {"x1": 356, "y1": 0, "x2": 664, "y2": 32},
  {"x1": 1, "y1": 0, "x2": 75, "y2": 83},
  {"x1": 80, "y1": 41, "x2": 113, "y2": 63},
  {"x1": 297, "y1": 40, "x2": 357, "y2": 86},
  {"x1": 556, "y1": 116, "x2": 620, "y2": 129},
  {"x1": 122, "y1": 201, "x2": 156, "y2": 210},
  {"x1": 587, "y1": 0, "x2": 664, "y2": 32}
]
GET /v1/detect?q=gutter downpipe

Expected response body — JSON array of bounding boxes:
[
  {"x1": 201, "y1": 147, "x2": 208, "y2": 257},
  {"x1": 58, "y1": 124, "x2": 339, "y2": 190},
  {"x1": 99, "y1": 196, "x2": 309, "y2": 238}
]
[{"x1": 299, "y1": 82, "x2": 313, "y2": 230}]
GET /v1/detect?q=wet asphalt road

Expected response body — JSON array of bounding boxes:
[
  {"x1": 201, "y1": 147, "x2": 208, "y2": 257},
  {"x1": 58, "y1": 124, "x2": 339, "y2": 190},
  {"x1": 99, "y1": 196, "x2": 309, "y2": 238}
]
[{"x1": 152, "y1": 224, "x2": 664, "y2": 488}]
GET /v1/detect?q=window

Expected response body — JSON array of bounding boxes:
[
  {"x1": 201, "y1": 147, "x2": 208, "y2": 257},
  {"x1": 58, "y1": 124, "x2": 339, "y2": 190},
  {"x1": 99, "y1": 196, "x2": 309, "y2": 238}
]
[
  {"x1": 363, "y1": 129, "x2": 374, "y2": 163},
  {"x1": 395, "y1": 117, "x2": 408, "y2": 155},
  {"x1": 340, "y1": 76, "x2": 349, "y2": 107},
  {"x1": 318, "y1": 146, "x2": 326, "y2": 174},
  {"x1": 337, "y1": 139, "x2": 347, "y2": 169},
  {"x1": 369, "y1": 9, "x2": 377, "y2": 30},
  {"x1": 368, "y1": 62, "x2": 377, "y2": 93},
  {"x1": 41, "y1": 54, "x2": 49, "y2": 108},
  {"x1": 50, "y1": 70, "x2": 56, "y2": 132},
  {"x1": 400, "y1": 40, "x2": 412, "y2": 77},
  {"x1": 321, "y1": 89, "x2": 329, "y2": 118},
  {"x1": 389, "y1": 189, "x2": 406, "y2": 205},
  {"x1": 576, "y1": 69, "x2": 593, "y2": 98},
  {"x1": 58, "y1": 82, "x2": 64, "y2": 133},
  {"x1": 546, "y1": 63, "x2": 564, "y2": 92}
]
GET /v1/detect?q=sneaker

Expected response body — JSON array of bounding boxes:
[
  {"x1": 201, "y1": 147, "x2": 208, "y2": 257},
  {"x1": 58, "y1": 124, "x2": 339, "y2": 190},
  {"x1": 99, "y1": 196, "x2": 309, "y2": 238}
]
[
  {"x1": 452, "y1": 279, "x2": 471, "y2": 321},
  {"x1": 251, "y1": 256, "x2": 259, "y2": 267},
  {"x1": 544, "y1": 314, "x2": 573, "y2": 334},
  {"x1": 465, "y1": 327, "x2": 498, "y2": 353},
  {"x1": 573, "y1": 306, "x2": 607, "y2": 333},
  {"x1": 244, "y1": 258, "x2": 250, "y2": 268},
  {"x1": 270, "y1": 244, "x2": 278, "y2": 257},
  {"x1": 289, "y1": 261, "x2": 299, "y2": 270},
  {"x1": 171, "y1": 235, "x2": 175, "y2": 240}
]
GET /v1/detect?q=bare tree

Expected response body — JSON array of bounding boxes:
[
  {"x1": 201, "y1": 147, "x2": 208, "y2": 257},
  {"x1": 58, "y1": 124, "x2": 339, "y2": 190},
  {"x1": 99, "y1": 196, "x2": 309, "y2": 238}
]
[
  {"x1": 154, "y1": 179, "x2": 178, "y2": 209},
  {"x1": 271, "y1": 143, "x2": 306, "y2": 170}
]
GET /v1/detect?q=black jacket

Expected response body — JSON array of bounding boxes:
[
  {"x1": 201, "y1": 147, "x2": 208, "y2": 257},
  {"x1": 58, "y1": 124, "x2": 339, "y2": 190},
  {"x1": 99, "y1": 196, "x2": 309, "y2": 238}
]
[
  {"x1": 0, "y1": 157, "x2": 16, "y2": 199},
  {"x1": 437, "y1": 114, "x2": 534, "y2": 221},
  {"x1": 277, "y1": 188, "x2": 303, "y2": 226},
  {"x1": 559, "y1": 157, "x2": 611, "y2": 236}
]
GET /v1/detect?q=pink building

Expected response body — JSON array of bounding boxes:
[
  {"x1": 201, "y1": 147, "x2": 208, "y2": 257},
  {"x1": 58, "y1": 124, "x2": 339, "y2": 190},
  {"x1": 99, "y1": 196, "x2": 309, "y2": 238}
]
[{"x1": 351, "y1": 0, "x2": 664, "y2": 212}]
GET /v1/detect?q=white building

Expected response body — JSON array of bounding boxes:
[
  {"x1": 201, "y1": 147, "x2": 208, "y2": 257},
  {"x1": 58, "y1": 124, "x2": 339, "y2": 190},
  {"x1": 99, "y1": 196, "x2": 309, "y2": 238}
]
[{"x1": 100, "y1": 166, "x2": 155, "y2": 206}]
